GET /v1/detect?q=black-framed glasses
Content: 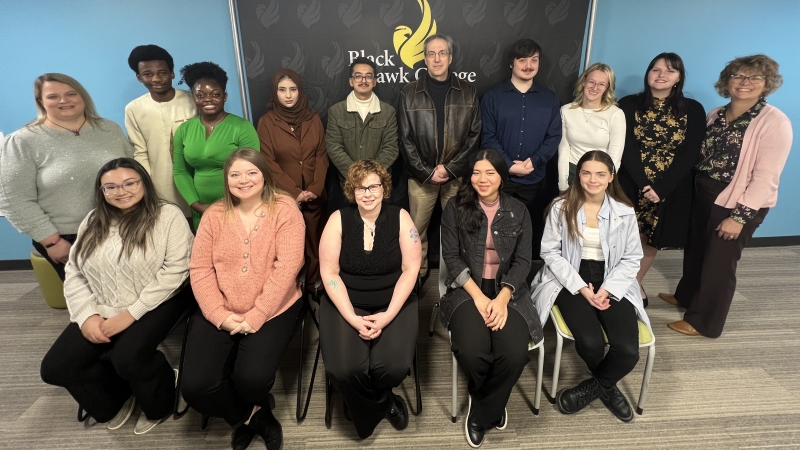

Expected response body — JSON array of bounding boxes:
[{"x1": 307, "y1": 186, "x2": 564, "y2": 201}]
[
  {"x1": 354, "y1": 183, "x2": 383, "y2": 195},
  {"x1": 101, "y1": 179, "x2": 142, "y2": 196},
  {"x1": 351, "y1": 74, "x2": 375, "y2": 82},
  {"x1": 730, "y1": 74, "x2": 765, "y2": 84},
  {"x1": 425, "y1": 50, "x2": 450, "y2": 59}
]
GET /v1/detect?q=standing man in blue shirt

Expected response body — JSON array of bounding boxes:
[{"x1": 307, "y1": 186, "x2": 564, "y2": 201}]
[{"x1": 481, "y1": 39, "x2": 561, "y2": 259}]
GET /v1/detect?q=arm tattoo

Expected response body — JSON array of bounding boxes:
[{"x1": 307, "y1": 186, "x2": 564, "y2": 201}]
[
  {"x1": 410, "y1": 228, "x2": 419, "y2": 243},
  {"x1": 327, "y1": 279, "x2": 338, "y2": 292}
]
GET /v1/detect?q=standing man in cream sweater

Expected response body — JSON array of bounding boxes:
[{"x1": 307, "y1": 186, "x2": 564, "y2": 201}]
[{"x1": 125, "y1": 45, "x2": 196, "y2": 217}]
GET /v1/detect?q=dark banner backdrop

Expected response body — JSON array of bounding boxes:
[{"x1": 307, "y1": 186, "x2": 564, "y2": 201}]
[{"x1": 235, "y1": 0, "x2": 591, "y2": 123}]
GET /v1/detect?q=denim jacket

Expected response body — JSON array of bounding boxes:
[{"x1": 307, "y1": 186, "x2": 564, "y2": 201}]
[{"x1": 439, "y1": 192, "x2": 543, "y2": 343}]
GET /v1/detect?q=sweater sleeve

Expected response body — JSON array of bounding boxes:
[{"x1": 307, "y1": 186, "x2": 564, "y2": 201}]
[
  {"x1": 736, "y1": 112, "x2": 793, "y2": 211},
  {"x1": 243, "y1": 201, "x2": 306, "y2": 330},
  {"x1": 127, "y1": 206, "x2": 193, "y2": 320},
  {"x1": 190, "y1": 208, "x2": 232, "y2": 327},
  {"x1": 0, "y1": 132, "x2": 59, "y2": 241},
  {"x1": 557, "y1": 107, "x2": 571, "y2": 191},
  {"x1": 607, "y1": 108, "x2": 627, "y2": 172},
  {"x1": 63, "y1": 215, "x2": 99, "y2": 327},
  {"x1": 172, "y1": 122, "x2": 201, "y2": 206}
]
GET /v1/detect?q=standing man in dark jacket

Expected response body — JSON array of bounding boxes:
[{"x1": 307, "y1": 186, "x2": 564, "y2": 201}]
[
  {"x1": 398, "y1": 34, "x2": 481, "y2": 281},
  {"x1": 481, "y1": 39, "x2": 561, "y2": 260}
]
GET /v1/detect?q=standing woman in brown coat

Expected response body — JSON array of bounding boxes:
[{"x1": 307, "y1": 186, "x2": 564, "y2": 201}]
[{"x1": 257, "y1": 69, "x2": 329, "y2": 295}]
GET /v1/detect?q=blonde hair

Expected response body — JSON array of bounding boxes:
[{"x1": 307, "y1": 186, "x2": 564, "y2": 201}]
[
  {"x1": 221, "y1": 149, "x2": 283, "y2": 215},
  {"x1": 571, "y1": 63, "x2": 617, "y2": 111},
  {"x1": 30, "y1": 73, "x2": 102, "y2": 127}
]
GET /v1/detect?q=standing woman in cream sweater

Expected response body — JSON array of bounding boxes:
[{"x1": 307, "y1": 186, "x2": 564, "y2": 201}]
[
  {"x1": 557, "y1": 63, "x2": 626, "y2": 193},
  {"x1": 40, "y1": 158, "x2": 194, "y2": 435}
]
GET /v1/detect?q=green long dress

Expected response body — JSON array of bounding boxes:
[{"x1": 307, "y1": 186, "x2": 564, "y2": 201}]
[{"x1": 173, "y1": 114, "x2": 259, "y2": 228}]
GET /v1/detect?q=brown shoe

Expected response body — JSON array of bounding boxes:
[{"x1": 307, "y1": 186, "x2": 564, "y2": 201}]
[
  {"x1": 658, "y1": 293, "x2": 680, "y2": 306},
  {"x1": 668, "y1": 320, "x2": 701, "y2": 336}
]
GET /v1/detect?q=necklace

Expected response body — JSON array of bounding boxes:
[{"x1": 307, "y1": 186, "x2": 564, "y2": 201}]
[
  {"x1": 201, "y1": 113, "x2": 227, "y2": 131},
  {"x1": 364, "y1": 222, "x2": 376, "y2": 237},
  {"x1": 580, "y1": 107, "x2": 594, "y2": 122},
  {"x1": 47, "y1": 117, "x2": 87, "y2": 136}
]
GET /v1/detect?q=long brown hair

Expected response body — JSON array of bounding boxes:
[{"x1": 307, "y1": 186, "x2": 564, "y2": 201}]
[
  {"x1": 73, "y1": 158, "x2": 162, "y2": 264},
  {"x1": 221, "y1": 149, "x2": 282, "y2": 216},
  {"x1": 549, "y1": 151, "x2": 632, "y2": 242}
]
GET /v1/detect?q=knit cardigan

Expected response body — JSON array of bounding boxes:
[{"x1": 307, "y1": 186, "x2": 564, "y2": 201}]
[
  {"x1": 64, "y1": 204, "x2": 193, "y2": 327},
  {"x1": 190, "y1": 196, "x2": 305, "y2": 331},
  {"x1": 707, "y1": 104, "x2": 793, "y2": 210}
]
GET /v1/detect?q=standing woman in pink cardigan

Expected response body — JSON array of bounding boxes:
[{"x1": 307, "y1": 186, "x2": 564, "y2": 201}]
[
  {"x1": 181, "y1": 149, "x2": 305, "y2": 450},
  {"x1": 661, "y1": 55, "x2": 792, "y2": 338}
]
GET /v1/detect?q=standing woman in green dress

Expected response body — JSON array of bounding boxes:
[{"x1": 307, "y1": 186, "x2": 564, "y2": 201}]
[{"x1": 173, "y1": 62, "x2": 259, "y2": 229}]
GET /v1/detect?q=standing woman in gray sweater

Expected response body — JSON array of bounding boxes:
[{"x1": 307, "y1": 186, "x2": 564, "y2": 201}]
[
  {"x1": 40, "y1": 158, "x2": 194, "y2": 435},
  {"x1": 0, "y1": 73, "x2": 132, "y2": 279}
]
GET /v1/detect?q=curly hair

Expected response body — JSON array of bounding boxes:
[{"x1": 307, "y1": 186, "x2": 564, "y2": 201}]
[
  {"x1": 127, "y1": 44, "x2": 174, "y2": 73},
  {"x1": 571, "y1": 62, "x2": 617, "y2": 111},
  {"x1": 343, "y1": 160, "x2": 392, "y2": 203},
  {"x1": 714, "y1": 54, "x2": 783, "y2": 98},
  {"x1": 178, "y1": 61, "x2": 228, "y2": 90}
]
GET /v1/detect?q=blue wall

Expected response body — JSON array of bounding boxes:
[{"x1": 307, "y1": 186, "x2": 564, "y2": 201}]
[
  {"x1": 589, "y1": 0, "x2": 799, "y2": 238},
  {"x1": 1, "y1": 0, "x2": 798, "y2": 259}
]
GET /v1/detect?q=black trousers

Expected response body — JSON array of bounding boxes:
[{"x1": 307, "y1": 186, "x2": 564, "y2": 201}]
[
  {"x1": 40, "y1": 286, "x2": 193, "y2": 422},
  {"x1": 504, "y1": 180, "x2": 546, "y2": 260},
  {"x1": 448, "y1": 280, "x2": 529, "y2": 430},
  {"x1": 554, "y1": 260, "x2": 639, "y2": 388},
  {"x1": 32, "y1": 234, "x2": 78, "y2": 281},
  {"x1": 675, "y1": 174, "x2": 768, "y2": 338},
  {"x1": 180, "y1": 300, "x2": 301, "y2": 426},
  {"x1": 320, "y1": 294, "x2": 418, "y2": 438}
]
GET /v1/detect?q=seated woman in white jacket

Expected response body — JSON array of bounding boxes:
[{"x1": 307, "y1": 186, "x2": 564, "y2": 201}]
[
  {"x1": 40, "y1": 158, "x2": 194, "y2": 435},
  {"x1": 557, "y1": 63, "x2": 626, "y2": 193},
  {"x1": 530, "y1": 150, "x2": 649, "y2": 423}
]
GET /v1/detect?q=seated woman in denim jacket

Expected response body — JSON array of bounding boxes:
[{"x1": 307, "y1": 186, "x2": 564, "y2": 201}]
[
  {"x1": 440, "y1": 149, "x2": 543, "y2": 448},
  {"x1": 531, "y1": 150, "x2": 650, "y2": 423}
]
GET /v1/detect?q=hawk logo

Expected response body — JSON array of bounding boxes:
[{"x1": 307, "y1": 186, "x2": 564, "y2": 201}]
[{"x1": 393, "y1": 0, "x2": 437, "y2": 69}]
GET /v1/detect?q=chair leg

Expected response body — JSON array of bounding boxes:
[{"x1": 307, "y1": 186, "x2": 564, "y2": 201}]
[
  {"x1": 637, "y1": 345, "x2": 656, "y2": 415},
  {"x1": 324, "y1": 372, "x2": 334, "y2": 429},
  {"x1": 550, "y1": 333, "x2": 564, "y2": 403},
  {"x1": 77, "y1": 404, "x2": 89, "y2": 422},
  {"x1": 296, "y1": 300, "x2": 321, "y2": 423},
  {"x1": 451, "y1": 351, "x2": 457, "y2": 423},
  {"x1": 201, "y1": 415, "x2": 210, "y2": 430},
  {"x1": 533, "y1": 345, "x2": 544, "y2": 415},
  {"x1": 413, "y1": 349, "x2": 422, "y2": 415},
  {"x1": 174, "y1": 312, "x2": 193, "y2": 419},
  {"x1": 428, "y1": 302, "x2": 439, "y2": 337}
]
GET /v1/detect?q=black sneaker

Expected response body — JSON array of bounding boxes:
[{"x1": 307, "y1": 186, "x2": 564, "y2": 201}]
[
  {"x1": 386, "y1": 394, "x2": 409, "y2": 431},
  {"x1": 556, "y1": 378, "x2": 601, "y2": 414},
  {"x1": 599, "y1": 385, "x2": 634, "y2": 422}
]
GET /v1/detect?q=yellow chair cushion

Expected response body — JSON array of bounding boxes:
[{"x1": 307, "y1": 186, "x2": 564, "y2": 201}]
[
  {"x1": 551, "y1": 305, "x2": 653, "y2": 345},
  {"x1": 30, "y1": 252, "x2": 67, "y2": 309}
]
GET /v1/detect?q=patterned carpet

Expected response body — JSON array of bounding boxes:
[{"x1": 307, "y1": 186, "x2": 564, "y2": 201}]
[{"x1": 1, "y1": 246, "x2": 799, "y2": 449}]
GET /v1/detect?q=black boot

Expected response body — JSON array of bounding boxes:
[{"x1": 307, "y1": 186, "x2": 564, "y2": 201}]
[
  {"x1": 599, "y1": 384, "x2": 634, "y2": 422},
  {"x1": 465, "y1": 396, "x2": 484, "y2": 448},
  {"x1": 250, "y1": 407, "x2": 283, "y2": 450},
  {"x1": 386, "y1": 394, "x2": 409, "y2": 431},
  {"x1": 231, "y1": 424, "x2": 256, "y2": 450},
  {"x1": 556, "y1": 378, "x2": 601, "y2": 414}
]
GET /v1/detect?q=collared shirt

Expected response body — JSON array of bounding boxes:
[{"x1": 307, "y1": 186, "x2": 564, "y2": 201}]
[
  {"x1": 697, "y1": 98, "x2": 767, "y2": 224},
  {"x1": 481, "y1": 80, "x2": 562, "y2": 184}
]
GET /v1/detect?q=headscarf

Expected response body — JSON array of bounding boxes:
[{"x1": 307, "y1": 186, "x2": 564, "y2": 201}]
[{"x1": 267, "y1": 69, "x2": 315, "y2": 126}]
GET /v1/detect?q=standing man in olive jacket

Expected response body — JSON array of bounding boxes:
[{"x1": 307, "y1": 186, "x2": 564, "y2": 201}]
[
  {"x1": 398, "y1": 34, "x2": 481, "y2": 281},
  {"x1": 326, "y1": 57, "x2": 400, "y2": 208}
]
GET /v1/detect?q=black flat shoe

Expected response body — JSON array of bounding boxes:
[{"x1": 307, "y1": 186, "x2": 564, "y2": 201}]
[
  {"x1": 231, "y1": 424, "x2": 256, "y2": 450},
  {"x1": 556, "y1": 378, "x2": 601, "y2": 415},
  {"x1": 386, "y1": 394, "x2": 409, "y2": 431},
  {"x1": 599, "y1": 385, "x2": 634, "y2": 423},
  {"x1": 249, "y1": 408, "x2": 283, "y2": 450},
  {"x1": 465, "y1": 396, "x2": 484, "y2": 448}
]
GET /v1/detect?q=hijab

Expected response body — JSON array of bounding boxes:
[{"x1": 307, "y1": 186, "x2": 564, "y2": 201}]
[{"x1": 268, "y1": 69, "x2": 315, "y2": 126}]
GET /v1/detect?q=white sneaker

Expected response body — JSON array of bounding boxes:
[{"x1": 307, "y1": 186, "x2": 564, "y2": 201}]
[
  {"x1": 133, "y1": 413, "x2": 167, "y2": 435},
  {"x1": 107, "y1": 396, "x2": 136, "y2": 430}
]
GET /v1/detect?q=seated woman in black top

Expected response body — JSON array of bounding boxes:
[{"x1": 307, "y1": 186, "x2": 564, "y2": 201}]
[
  {"x1": 318, "y1": 159, "x2": 422, "y2": 439},
  {"x1": 440, "y1": 149, "x2": 543, "y2": 448}
]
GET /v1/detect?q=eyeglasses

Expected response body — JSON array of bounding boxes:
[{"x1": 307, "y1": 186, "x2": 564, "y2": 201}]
[
  {"x1": 730, "y1": 74, "x2": 765, "y2": 84},
  {"x1": 425, "y1": 50, "x2": 450, "y2": 59},
  {"x1": 351, "y1": 74, "x2": 375, "y2": 82},
  {"x1": 585, "y1": 80, "x2": 608, "y2": 89},
  {"x1": 101, "y1": 179, "x2": 142, "y2": 196},
  {"x1": 354, "y1": 184, "x2": 383, "y2": 195}
]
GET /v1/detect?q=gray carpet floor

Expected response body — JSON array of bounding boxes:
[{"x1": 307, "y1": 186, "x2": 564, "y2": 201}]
[{"x1": 1, "y1": 246, "x2": 799, "y2": 449}]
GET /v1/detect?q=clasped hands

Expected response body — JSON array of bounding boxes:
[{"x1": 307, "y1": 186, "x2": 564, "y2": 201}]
[
  {"x1": 473, "y1": 292, "x2": 510, "y2": 331},
  {"x1": 296, "y1": 190, "x2": 318, "y2": 203},
  {"x1": 580, "y1": 283, "x2": 611, "y2": 310},
  {"x1": 80, "y1": 312, "x2": 136, "y2": 344},
  {"x1": 430, "y1": 164, "x2": 450, "y2": 184},
  {"x1": 348, "y1": 311, "x2": 395, "y2": 340},
  {"x1": 221, "y1": 313, "x2": 256, "y2": 335},
  {"x1": 509, "y1": 158, "x2": 534, "y2": 177}
]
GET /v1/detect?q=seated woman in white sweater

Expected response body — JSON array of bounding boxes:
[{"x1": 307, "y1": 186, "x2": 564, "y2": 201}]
[
  {"x1": 557, "y1": 63, "x2": 626, "y2": 192},
  {"x1": 40, "y1": 158, "x2": 194, "y2": 435}
]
